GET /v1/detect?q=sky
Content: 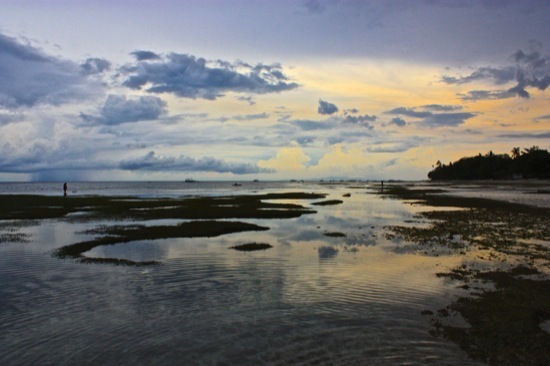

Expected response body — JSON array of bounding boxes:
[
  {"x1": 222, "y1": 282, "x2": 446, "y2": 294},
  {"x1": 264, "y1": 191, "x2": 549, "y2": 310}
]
[{"x1": 0, "y1": 0, "x2": 549, "y2": 182}]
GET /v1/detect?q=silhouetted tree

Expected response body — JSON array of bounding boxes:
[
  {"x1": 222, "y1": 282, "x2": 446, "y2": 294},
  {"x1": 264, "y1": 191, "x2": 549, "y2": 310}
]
[
  {"x1": 428, "y1": 147, "x2": 550, "y2": 180},
  {"x1": 524, "y1": 146, "x2": 540, "y2": 154}
]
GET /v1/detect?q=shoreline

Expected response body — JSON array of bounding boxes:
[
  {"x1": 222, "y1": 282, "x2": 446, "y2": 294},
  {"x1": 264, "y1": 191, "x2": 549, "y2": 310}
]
[
  {"x1": 382, "y1": 184, "x2": 550, "y2": 365},
  {"x1": 409, "y1": 180, "x2": 550, "y2": 209}
]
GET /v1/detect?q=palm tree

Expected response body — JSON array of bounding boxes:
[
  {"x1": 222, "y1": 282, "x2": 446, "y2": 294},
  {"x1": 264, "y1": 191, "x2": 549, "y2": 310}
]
[
  {"x1": 511, "y1": 147, "x2": 520, "y2": 159},
  {"x1": 524, "y1": 146, "x2": 540, "y2": 154}
]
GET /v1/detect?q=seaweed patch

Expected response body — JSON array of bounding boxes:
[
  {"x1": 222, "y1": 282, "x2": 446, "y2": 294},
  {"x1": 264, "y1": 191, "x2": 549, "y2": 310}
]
[
  {"x1": 384, "y1": 185, "x2": 550, "y2": 365},
  {"x1": 230, "y1": 242, "x2": 273, "y2": 251}
]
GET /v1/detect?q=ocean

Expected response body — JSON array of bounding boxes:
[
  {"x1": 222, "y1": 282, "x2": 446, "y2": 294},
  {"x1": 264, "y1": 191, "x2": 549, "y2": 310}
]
[
  {"x1": 0, "y1": 180, "x2": 497, "y2": 365},
  {"x1": 0, "y1": 180, "x2": 307, "y2": 198}
]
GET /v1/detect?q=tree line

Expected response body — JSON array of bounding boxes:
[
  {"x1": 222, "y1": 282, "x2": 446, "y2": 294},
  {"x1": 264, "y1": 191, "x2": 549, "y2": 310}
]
[{"x1": 428, "y1": 146, "x2": 550, "y2": 180}]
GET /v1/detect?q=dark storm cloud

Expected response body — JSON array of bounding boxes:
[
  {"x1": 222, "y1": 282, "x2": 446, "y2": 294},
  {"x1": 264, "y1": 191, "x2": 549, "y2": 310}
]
[
  {"x1": 326, "y1": 136, "x2": 346, "y2": 145},
  {"x1": 498, "y1": 132, "x2": 550, "y2": 139},
  {"x1": 236, "y1": 96, "x2": 256, "y2": 105},
  {"x1": 80, "y1": 58, "x2": 111, "y2": 75},
  {"x1": 507, "y1": 83, "x2": 530, "y2": 98},
  {"x1": 441, "y1": 66, "x2": 516, "y2": 85},
  {"x1": 341, "y1": 114, "x2": 376, "y2": 125},
  {"x1": 119, "y1": 151, "x2": 274, "y2": 174},
  {"x1": 420, "y1": 104, "x2": 463, "y2": 112},
  {"x1": 512, "y1": 48, "x2": 547, "y2": 68},
  {"x1": 0, "y1": 33, "x2": 47, "y2": 62},
  {"x1": 533, "y1": 114, "x2": 550, "y2": 122},
  {"x1": 317, "y1": 99, "x2": 339, "y2": 115},
  {"x1": 389, "y1": 117, "x2": 406, "y2": 127},
  {"x1": 80, "y1": 94, "x2": 167, "y2": 125},
  {"x1": 0, "y1": 32, "x2": 101, "y2": 109},
  {"x1": 233, "y1": 113, "x2": 269, "y2": 121},
  {"x1": 457, "y1": 90, "x2": 514, "y2": 101},
  {"x1": 420, "y1": 112, "x2": 477, "y2": 127},
  {"x1": 130, "y1": 50, "x2": 161, "y2": 61},
  {"x1": 444, "y1": 45, "x2": 550, "y2": 100},
  {"x1": 121, "y1": 52, "x2": 298, "y2": 100},
  {"x1": 384, "y1": 107, "x2": 432, "y2": 119},
  {"x1": 291, "y1": 110, "x2": 376, "y2": 132},
  {"x1": 292, "y1": 114, "x2": 375, "y2": 131},
  {"x1": 510, "y1": 71, "x2": 550, "y2": 98},
  {"x1": 384, "y1": 105, "x2": 476, "y2": 127},
  {"x1": 293, "y1": 119, "x2": 333, "y2": 131}
]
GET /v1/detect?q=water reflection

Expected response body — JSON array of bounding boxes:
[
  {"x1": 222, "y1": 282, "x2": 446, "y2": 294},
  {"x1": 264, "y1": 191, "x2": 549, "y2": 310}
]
[
  {"x1": 0, "y1": 185, "x2": 483, "y2": 365},
  {"x1": 318, "y1": 246, "x2": 339, "y2": 259}
]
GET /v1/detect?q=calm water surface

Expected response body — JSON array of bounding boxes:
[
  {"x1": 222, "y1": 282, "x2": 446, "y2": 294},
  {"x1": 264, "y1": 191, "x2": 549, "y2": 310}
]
[{"x1": 0, "y1": 182, "x2": 482, "y2": 365}]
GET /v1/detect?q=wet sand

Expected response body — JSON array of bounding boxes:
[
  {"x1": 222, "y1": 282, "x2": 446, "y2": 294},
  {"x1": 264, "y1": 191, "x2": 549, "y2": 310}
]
[
  {"x1": 420, "y1": 180, "x2": 550, "y2": 208},
  {"x1": 382, "y1": 183, "x2": 550, "y2": 365}
]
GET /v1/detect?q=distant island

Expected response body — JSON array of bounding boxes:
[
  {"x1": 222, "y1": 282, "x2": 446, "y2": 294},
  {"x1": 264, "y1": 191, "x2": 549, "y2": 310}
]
[{"x1": 428, "y1": 146, "x2": 550, "y2": 180}]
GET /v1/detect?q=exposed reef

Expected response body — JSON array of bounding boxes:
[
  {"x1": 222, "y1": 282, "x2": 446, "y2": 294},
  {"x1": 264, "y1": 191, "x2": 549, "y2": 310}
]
[
  {"x1": 0, "y1": 192, "x2": 325, "y2": 221},
  {"x1": 0, "y1": 192, "x2": 326, "y2": 265},
  {"x1": 382, "y1": 185, "x2": 550, "y2": 365},
  {"x1": 230, "y1": 242, "x2": 273, "y2": 251},
  {"x1": 312, "y1": 200, "x2": 343, "y2": 206},
  {"x1": 57, "y1": 221, "x2": 269, "y2": 265}
]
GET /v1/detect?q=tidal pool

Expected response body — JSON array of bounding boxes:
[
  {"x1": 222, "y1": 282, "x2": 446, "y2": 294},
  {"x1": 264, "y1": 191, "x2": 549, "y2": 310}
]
[{"x1": 0, "y1": 183, "x2": 489, "y2": 365}]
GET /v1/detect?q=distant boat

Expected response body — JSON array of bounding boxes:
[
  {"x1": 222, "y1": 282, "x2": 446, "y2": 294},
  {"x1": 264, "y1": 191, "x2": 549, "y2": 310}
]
[
  {"x1": 184, "y1": 179, "x2": 197, "y2": 183},
  {"x1": 233, "y1": 183, "x2": 242, "y2": 187}
]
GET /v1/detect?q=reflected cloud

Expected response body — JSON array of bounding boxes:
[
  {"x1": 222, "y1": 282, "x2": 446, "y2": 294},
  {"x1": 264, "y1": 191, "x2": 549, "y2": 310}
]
[{"x1": 317, "y1": 245, "x2": 339, "y2": 259}]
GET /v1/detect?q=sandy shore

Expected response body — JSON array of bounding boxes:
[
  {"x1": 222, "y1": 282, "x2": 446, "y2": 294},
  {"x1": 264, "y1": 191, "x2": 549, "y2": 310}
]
[
  {"x1": 382, "y1": 184, "x2": 550, "y2": 365},
  {"x1": 416, "y1": 180, "x2": 550, "y2": 208}
]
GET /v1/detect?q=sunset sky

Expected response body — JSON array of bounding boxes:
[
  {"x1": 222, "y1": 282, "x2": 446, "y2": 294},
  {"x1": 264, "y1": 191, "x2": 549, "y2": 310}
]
[{"x1": 0, "y1": 0, "x2": 549, "y2": 181}]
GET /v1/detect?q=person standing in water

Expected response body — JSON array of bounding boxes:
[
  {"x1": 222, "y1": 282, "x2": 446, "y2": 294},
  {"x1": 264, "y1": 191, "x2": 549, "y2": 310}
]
[{"x1": 63, "y1": 182, "x2": 67, "y2": 196}]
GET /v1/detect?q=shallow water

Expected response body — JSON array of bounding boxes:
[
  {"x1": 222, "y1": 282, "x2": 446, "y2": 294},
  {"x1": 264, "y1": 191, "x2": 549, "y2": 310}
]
[
  {"x1": 422, "y1": 180, "x2": 550, "y2": 208},
  {"x1": 0, "y1": 180, "x2": 311, "y2": 198},
  {"x1": 0, "y1": 183, "x2": 483, "y2": 365}
]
